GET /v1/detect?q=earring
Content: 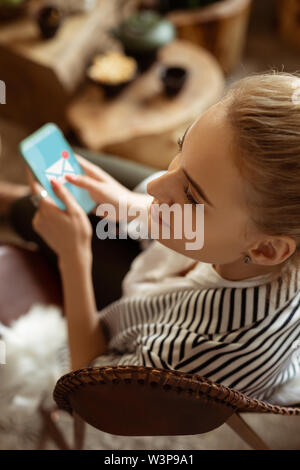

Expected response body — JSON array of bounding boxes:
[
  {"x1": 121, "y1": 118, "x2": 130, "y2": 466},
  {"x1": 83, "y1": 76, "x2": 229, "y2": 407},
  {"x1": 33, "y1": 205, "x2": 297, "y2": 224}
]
[{"x1": 244, "y1": 255, "x2": 251, "y2": 264}]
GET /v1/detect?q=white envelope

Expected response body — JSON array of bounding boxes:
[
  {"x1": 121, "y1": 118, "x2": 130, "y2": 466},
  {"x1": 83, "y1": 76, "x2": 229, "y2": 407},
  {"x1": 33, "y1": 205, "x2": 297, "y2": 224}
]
[{"x1": 45, "y1": 158, "x2": 77, "y2": 184}]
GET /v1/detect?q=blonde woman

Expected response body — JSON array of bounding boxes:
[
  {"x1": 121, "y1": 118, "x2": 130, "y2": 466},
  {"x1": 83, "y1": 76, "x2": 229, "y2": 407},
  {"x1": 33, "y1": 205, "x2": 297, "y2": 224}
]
[{"x1": 2, "y1": 70, "x2": 300, "y2": 404}]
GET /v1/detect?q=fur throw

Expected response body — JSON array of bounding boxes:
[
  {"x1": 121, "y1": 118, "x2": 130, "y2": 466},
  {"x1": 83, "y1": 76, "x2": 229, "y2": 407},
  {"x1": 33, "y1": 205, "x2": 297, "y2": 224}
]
[{"x1": 0, "y1": 304, "x2": 69, "y2": 440}]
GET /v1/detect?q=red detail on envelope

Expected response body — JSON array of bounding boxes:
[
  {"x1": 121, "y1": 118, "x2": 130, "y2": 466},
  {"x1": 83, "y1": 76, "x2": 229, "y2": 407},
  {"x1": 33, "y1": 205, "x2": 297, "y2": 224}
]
[{"x1": 62, "y1": 150, "x2": 69, "y2": 159}]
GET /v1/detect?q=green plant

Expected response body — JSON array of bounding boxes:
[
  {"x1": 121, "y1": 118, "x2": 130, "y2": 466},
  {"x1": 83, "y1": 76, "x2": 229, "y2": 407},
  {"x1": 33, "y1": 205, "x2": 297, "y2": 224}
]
[{"x1": 0, "y1": 0, "x2": 24, "y2": 6}]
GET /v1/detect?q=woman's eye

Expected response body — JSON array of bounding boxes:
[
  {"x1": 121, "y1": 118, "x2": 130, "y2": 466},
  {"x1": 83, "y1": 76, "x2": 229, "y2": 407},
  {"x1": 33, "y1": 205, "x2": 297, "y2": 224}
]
[
  {"x1": 177, "y1": 136, "x2": 184, "y2": 152},
  {"x1": 183, "y1": 186, "x2": 199, "y2": 205}
]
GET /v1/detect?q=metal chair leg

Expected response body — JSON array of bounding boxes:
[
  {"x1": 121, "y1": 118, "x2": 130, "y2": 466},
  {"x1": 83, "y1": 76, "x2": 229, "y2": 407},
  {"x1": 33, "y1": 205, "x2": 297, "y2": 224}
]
[{"x1": 226, "y1": 412, "x2": 271, "y2": 450}]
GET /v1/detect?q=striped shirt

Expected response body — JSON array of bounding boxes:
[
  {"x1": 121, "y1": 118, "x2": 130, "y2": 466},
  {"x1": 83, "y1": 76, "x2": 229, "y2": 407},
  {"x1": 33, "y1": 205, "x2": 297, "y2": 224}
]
[{"x1": 92, "y1": 248, "x2": 300, "y2": 402}]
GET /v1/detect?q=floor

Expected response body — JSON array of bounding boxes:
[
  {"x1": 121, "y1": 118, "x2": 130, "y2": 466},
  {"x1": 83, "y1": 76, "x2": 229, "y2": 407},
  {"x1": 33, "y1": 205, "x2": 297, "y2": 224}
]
[
  {"x1": 2, "y1": 408, "x2": 300, "y2": 450},
  {"x1": 1, "y1": 0, "x2": 300, "y2": 450}
]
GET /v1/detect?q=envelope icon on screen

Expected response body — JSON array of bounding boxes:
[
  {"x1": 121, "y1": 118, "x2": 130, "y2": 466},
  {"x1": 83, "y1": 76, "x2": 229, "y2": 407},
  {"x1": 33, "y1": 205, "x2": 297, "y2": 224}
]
[{"x1": 45, "y1": 157, "x2": 77, "y2": 184}]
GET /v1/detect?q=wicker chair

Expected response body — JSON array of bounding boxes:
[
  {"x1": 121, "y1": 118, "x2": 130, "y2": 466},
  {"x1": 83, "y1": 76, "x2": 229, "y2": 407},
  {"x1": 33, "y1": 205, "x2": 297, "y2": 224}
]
[
  {"x1": 2, "y1": 243, "x2": 299, "y2": 450},
  {"x1": 53, "y1": 364, "x2": 300, "y2": 450}
]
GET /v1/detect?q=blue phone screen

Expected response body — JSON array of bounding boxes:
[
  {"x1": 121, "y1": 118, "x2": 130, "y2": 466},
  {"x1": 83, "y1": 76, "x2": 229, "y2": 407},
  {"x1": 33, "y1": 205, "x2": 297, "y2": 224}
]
[{"x1": 19, "y1": 123, "x2": 97, "y2": 212}]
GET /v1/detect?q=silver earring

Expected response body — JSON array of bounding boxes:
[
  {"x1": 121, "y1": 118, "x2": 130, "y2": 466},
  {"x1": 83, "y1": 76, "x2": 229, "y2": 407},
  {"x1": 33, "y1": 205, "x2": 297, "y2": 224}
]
[{"x1": 244, "y1": 255, "x2": 251, "y2": 264}]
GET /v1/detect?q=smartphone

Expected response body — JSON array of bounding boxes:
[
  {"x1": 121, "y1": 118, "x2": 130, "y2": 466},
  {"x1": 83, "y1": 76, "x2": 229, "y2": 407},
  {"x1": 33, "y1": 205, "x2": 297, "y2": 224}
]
[{"x1": 19, "y1": 123, "x2": 97, "y2": 212}]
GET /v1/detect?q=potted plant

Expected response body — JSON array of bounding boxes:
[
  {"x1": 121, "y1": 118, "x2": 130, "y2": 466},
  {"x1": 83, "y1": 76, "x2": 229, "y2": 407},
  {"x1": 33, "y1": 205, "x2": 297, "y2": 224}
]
[{"x1": 110, "y1": 10, "x2": 176, "y2": 72}]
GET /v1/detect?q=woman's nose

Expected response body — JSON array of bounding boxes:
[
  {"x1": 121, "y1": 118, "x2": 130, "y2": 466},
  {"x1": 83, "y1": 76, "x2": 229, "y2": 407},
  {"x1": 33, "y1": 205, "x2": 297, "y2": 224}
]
[{"x1": 147, "y1": 172, "x2": 176, "y2": 206}]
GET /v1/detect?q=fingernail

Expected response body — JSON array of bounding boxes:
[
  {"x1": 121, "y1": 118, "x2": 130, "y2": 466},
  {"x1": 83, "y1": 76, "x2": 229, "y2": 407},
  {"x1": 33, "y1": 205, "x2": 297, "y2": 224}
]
[
  {"x1": 66, "y1": 174, "x2": 76, "y2": 181},
  {"x1": 51, "y1": 178, "x2": 59, "y2": 188}
]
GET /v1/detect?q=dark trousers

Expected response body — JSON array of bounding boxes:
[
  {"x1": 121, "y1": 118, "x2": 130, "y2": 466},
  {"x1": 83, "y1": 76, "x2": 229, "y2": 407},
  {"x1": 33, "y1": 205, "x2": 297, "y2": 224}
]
[{"x1": 9, "y1": 147, "x2": 157, "y2": 311}]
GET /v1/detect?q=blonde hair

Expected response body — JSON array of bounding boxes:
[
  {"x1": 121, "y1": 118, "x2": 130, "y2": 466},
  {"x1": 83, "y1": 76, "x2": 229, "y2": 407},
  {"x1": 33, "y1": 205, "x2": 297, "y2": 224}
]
[{"x1": 225, "y1": 70, "x2": 300, "y2": 286}]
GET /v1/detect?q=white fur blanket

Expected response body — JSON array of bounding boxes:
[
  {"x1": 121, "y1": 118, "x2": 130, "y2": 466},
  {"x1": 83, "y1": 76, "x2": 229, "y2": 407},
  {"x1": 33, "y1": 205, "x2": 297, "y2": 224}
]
[{"x1": 0, "y1": 304, "x2": 69, "y2": 438}]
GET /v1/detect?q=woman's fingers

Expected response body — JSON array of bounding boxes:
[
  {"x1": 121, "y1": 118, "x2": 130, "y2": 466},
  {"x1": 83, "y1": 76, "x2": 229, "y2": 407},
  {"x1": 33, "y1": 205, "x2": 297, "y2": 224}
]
[
  {"x1": 65, "y1": 173, "x2": 104, "y2": 195},
  {"x1": 75, "y1": 155, "x2": 102, "y2": 177},
  {"x1": 50, "y1": 179, "x2": 79, "y2": 214},
  {"x1": 75, "y1": 154, "x2": 110, "y2": 181}
]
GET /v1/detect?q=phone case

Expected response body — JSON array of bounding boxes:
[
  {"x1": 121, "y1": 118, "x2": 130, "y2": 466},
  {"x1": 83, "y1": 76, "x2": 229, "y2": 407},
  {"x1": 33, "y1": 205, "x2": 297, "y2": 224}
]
[{"x1": 19, "y1": 123, "x2": 97, "y2": 212}]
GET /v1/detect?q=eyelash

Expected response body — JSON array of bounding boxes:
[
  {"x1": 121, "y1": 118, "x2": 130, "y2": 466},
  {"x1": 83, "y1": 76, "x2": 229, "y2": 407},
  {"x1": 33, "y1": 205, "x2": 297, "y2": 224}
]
[
  {"x1": 178, "y1": 135, "x2": 202, "y2": 205},
  {"x1": 184, "y1": 185, "x2": 198, "y2": 205}
]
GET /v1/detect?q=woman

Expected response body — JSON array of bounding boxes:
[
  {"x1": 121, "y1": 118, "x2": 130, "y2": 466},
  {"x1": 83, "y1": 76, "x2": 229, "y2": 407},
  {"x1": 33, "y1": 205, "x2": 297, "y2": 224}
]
[{"x1": 3, "y1": 70, "x2": 300, "y2": 403}]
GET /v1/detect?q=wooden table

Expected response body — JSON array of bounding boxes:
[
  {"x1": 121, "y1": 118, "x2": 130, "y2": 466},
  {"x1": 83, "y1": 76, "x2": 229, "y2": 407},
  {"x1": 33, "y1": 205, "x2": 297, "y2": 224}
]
[
  {"x1": 0, "y1": 0, "x2": 137, "y2": 131},
  {"x1": 67, "y1": 39, "x2": 225, "y2": 170}
]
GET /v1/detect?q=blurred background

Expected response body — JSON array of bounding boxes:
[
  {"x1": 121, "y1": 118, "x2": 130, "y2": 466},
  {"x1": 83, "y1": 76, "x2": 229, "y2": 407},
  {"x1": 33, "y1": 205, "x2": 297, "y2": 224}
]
[
  {"x1": 1, "y1": 0, "x2": 300, "y2": 181},
  {"x1": 1, "y1": 0, "x2": 300, "y2": 450},
  {"x1": 0, "y1": 0, "x2": 300, "y2": 188}
]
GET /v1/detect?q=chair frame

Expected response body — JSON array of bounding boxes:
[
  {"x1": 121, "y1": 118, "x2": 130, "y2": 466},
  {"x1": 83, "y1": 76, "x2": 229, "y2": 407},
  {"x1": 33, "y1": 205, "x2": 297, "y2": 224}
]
[
  {"x1": 51, "y1": 365, "x2": 300, "y2": 450},
  {"x1": 2, "y1": 243, "x2": 298, "y2": 450}
]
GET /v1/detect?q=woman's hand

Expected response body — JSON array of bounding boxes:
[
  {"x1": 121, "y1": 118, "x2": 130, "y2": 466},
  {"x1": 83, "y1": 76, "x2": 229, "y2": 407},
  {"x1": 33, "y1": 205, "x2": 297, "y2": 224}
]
[
  {"x1": 26, "y1": 168, "x2": 92, "y2": 260},
  {"x1": 65, "y1": 155, "x2": 136, "y2": 222},
  {"x1": 27, "y1": 168, "x2": 108, "y2": 371}
]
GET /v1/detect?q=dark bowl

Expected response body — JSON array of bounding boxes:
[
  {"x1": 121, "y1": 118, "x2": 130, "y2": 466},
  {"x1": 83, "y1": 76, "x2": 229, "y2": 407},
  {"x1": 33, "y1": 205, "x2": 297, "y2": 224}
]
[
  {"x1": 37, "y1": 6, "x2": 64, "y2": 40},
  {"x1": 160, "y1": 65, "x2": 188, "y2": 97}
]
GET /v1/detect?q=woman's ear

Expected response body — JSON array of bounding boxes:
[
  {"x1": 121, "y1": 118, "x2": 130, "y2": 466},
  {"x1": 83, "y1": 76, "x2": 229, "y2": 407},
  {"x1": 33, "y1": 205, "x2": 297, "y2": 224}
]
[{"x1": 249, "y1": 236, "x2": 296, "y2": 266}]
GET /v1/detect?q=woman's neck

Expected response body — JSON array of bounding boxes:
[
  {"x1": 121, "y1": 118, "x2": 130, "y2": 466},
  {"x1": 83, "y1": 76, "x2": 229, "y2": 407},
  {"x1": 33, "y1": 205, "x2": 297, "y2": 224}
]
[{"x1": 212, "y1": 260, "x2": 279, "y2": 282}]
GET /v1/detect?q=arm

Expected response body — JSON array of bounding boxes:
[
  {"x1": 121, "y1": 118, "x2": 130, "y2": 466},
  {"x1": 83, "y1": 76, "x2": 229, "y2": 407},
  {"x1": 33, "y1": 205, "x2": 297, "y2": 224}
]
[
  {"x1": 59, "y1": 192, "x2": 152, "y2": 370},
  {"x1": 59, "y1": 248, "x2": 109, "y2": 371},
  {"x1": 26, "y1": 169, "x2": 109, "y2": 372},
  {"x1": 26, "y1": 163, "x2": 152, "y2": 371}
]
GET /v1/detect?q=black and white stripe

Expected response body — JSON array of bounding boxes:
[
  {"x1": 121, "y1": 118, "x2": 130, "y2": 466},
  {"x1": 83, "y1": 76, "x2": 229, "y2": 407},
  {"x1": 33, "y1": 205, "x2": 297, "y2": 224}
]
[{"x1": 98, "y1": 269, "x2": 300, "y2": 399}]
